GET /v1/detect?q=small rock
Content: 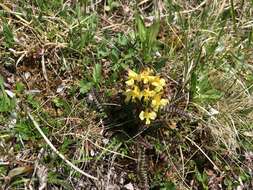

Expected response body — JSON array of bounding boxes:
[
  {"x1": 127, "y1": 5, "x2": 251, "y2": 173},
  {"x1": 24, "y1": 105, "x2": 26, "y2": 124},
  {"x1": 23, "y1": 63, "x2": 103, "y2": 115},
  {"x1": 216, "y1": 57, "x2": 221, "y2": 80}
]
[
  {"x1": 56, "y1": 84, "x2": 65, "y2": 93},
  {"x1": 5, "y1": 90, "x2": 15, "y2": 98},
  {"x1": 24, "y1": 72, "x2": 31, "y2": 80},
  {"x1": 124, "y1": 183, "x2": 134, "y2": 190}
]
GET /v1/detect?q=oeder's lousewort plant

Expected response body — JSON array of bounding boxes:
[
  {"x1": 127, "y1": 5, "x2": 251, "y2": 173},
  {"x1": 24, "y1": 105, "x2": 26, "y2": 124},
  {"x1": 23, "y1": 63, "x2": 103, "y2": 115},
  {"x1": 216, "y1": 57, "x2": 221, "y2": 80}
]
[{"x1": 124, "y1": 68, "x2": 168, "y2": 125}]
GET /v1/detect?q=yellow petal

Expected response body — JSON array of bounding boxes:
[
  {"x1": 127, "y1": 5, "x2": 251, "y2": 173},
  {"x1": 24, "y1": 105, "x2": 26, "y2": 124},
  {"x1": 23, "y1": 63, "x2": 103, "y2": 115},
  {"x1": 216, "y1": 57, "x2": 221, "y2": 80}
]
[
  {"x1": 151, "y1": 98, "x2": 157, "y2": 105},
  {"x1": 152, "y1": 77, "x2": 166, "y2": 88},
  {"x1": 143, "y1": 89, "x2": 155, "y2": 100},
  {"x1": 124, "y1": 95, "x2": 131, "y2": 102},
  {"x1": 128, "y1": 69, "x2": 138, "y2": 78},
  {"x1": 154, "y1": 86, "x2": 163, "y2": 92},
  {"x1": 160, "y1": 99, "x2": 168, "y2": 107},
  {"x1": 152, "y1": 81, "x2": 159, "y2": 87},
  {"x1": 153, "y1": 107, "x2": 159, "y2": 112},
  {"x1": 151, "y1": 95, "x2": 160, "y2": 105},
  {"x1": 142, "y1": 77, "x2": 149, "y2": 84},
  {"x1": 149, "y1": 111, "x2": 157, "y2": 120},
  {"x1": 141, "y1": 68, "x2": 153, "y2": 75},
  {"x1": 159, "y1": 78, "x2": 166, "y2": 86},
  {"x1": 151, "y1": 102, "x2": 158, "y2": 111},
  {"x1": 145, "y1": 119, "x2": 151, "y2": 125},
  {"x1": 132, "y1": 86, "x2": 142, "y2": 100},
  {"x1": 124, "y1": 89, "x2": 134, "y2": 102},
  {"x1": 126, "y1": 79, "x2": 134, "y2": 86},
  {"x1": 139, "y1": 111, "x2": 145, "y2": 121}
]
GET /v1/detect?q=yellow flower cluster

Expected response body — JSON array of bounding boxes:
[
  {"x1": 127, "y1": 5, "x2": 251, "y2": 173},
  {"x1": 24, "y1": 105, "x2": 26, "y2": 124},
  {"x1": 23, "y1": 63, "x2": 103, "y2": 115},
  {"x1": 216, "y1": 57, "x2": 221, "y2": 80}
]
[{"x1": 124, "y1": 68, "x2": 168, "y2": 125}]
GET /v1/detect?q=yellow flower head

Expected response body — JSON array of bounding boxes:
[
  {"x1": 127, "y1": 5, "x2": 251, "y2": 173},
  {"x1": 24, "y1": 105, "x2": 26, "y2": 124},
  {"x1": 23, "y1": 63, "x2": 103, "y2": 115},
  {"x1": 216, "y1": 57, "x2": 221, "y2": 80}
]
[
  {"x1": 124, "y1": 85, "x2": 142, "y2": 102},
  {"x1": 126, "y1": 69, "x2": 140, "y2": 86},
  {"x1": 151, "y1": 77, "x2": 166, "y2": 92},
  {"x1": 143, "y1": 88, "x2": 155, "y2": 101},
  {"x1": 141, "y1": 68, "x2": 153, "y2": 76},
  {"x1": 125, "y1": 78, "x2": 135, "y2": 86},
  {"x1": 139, "y1": 110, "x2": 157, "y2": 125},
  {"x1": 140, "y1": 68, "x2": 154, "y2": 84},
  {"x1": 151, "y1": 94, "x2": 168, "y2": 111}
]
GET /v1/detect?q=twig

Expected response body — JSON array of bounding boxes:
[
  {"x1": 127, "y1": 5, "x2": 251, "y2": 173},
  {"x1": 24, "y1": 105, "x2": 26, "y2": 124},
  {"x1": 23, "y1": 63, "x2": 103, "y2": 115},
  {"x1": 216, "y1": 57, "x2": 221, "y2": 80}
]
[
  {"x1": 41, "y1": 49, "x2": 48, "y2": 81},
  {"x1": 105, "y1": 143, "x2": 121, "y2": 189},
  {"x1": 185, "y1": 136, "x2": 222, "y2": 173},
  {"x1": 29, "y1": 148, "x2": 45, "y2": 190},
  {"x1": 0, "y1": 3, "x2": 30, "y2": 25},
  {"x1": 28, "y1": 113, "x2": 98, "y2": 181}
]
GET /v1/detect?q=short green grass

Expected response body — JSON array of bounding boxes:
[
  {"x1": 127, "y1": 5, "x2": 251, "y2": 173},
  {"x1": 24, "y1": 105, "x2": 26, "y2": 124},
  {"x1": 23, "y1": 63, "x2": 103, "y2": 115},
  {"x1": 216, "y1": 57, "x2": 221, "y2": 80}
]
[{"x1": 0, "y1": 0, "x2": 253, "y2": 189}]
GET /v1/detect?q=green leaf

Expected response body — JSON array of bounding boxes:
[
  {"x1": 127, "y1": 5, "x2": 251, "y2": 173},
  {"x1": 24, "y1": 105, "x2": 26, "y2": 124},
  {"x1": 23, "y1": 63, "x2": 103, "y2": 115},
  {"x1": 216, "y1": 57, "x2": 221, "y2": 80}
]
[
  {"x1": 3, "y1": 21, "x2": 14, "y2": 47},
  {"x1": 79, "y1": 80, "x2": 94, "y2": 94},
  {"x1": 196, "y1": 171, "x2": 203, "y2": 182},
  {"x1": 147, "y1": 19, "x2": 160, "y2": 47},
  {"x1": 15, "y1": 82, "x2": 25, "y2": 94},
  {"x1": 60, "y1": 138, "x2": 74, "y2": 154},
  {"x1": 27, "y1": 95, "x2": 40, "y2": 109},
  {"x1": 190, "y1": 71, "x2": 197, "y2": 97},
  {"x1": 48, "y1": 172, "x2": 74, "y2": 190},
  {"x1": 135, "y1": 14, "x2": 146, "y2": 43},
  {"x1": 15, "y1": 120, "x2": 37, "y2": 141},
  {"x1": 7, "y1": 166, "x2": 33, "y2": 180},
  {"x1": 0, "y1": 93, "x2": 15, "y2": 112},
  {"x1": 191, "y1": 68, "x2": 223, "y2": 104},
  {"x1": 195, "y1": 170, "x2": 209, "y2": 190},
  {"x1": 52, "y1": 97, "x2": 71, "y2": 113},
  {"x1": 92, "y1": 63, "x2": 102, "y2": 85}
]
